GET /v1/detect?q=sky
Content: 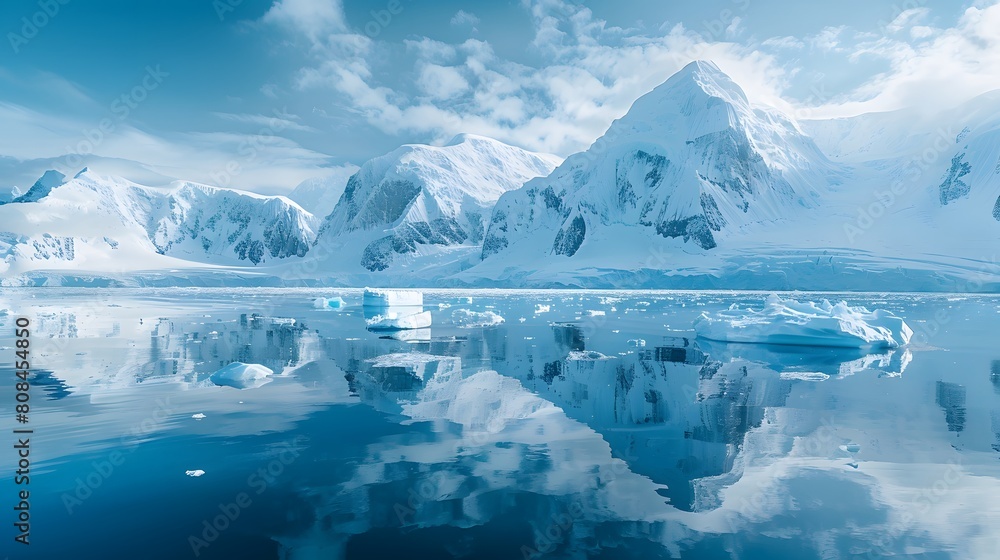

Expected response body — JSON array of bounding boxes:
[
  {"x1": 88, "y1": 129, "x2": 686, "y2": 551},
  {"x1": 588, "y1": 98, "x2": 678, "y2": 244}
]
[{"x1": 1, "y1": 0, "x2": 998, "y2": 195}]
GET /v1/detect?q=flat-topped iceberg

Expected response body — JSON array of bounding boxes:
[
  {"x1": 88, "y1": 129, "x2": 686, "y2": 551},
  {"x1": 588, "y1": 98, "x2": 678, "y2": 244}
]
[
  {"x1": 210, "y1": 362, "x2": 274, "y2": 389},
  {"x1": 363, "y1": 287, "x2": 423, "y2": 307},
  {"x1": 693, "y1": 295, "x2": 912, "y2": 349},
  {"x1": 366, "y1": 310, "x2": 432, "y2": 330}
]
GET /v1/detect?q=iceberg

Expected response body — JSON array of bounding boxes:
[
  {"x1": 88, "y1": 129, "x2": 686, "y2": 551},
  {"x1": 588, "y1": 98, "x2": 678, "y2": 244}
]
[
  {"x1": 694, "y1": 294, "x2": 913, "y2": 349},
  {"x1": 210, "y1": 362, "x2": 275, "y2": 389},
  {"x1": 363, "y1": 287, "x2": 423, "y2": 307},
  {"x1": 451, "y1": 309, "x2": 505, "y2": 328},
  {"x1": 366, "y1": 310, "x2": 432, "y2": 330},
  {"x1": 185, "y1": 470, "x2": 206, "y2": 477},
  {"x1": 313, "y1": 296, "x2": 346, "y2": 309}
]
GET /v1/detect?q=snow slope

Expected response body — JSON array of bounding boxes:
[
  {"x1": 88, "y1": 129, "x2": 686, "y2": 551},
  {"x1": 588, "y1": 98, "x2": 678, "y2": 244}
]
[
  {"x1": 313, "y1": 134, "x2": 561, "y2": 273},
  {"x1": 0, "y1": 168, "x2": 317, "y2": 281}
]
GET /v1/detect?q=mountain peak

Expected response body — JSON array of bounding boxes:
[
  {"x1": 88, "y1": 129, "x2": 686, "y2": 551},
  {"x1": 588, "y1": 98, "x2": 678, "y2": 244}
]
[
  {"x1": 11, "y1": 169, "x2": 67, "y2": 203},
  {"x1": 74, "y1": 167, "x2": 93, "y2": 179},
  {"x1": 655, "y1": 60, "x2": 747, "y2": 107},
  {"x1": 444, "y1": 133, "x2": 492, "y2": 147}
]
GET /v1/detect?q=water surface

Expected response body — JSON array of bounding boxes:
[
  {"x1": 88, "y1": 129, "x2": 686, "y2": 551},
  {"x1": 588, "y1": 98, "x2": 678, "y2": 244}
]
[{"x1": 1, "y1": 289, "x2": 998, "y2": 559}]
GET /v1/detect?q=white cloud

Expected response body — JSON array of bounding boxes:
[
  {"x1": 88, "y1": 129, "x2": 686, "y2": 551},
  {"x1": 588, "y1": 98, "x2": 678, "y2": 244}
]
[
  {"x1": 263, "y1": 0, "x2": 791, "y2": 157},
  {"x1": 416, "y1": 64, "x2": 470, "y2": 100},
  {"x1": 450, "y1": 10, "x2": 480, "y2": 28},
  {"x1": 212, "y1": 110, "x2": 317, "y2": 132},
  {"x1": 809, "y1": 2, "x2": 1000, "y2": 118},
  {"x1": 261, "y1": 0, "x2": 346, "y2": 42},
  {"x1": 762, "y1": 36, "x2": 805, "y2": 50}
]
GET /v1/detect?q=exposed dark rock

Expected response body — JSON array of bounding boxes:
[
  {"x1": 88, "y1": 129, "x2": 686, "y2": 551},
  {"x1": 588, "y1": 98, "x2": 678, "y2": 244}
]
[{"x1": 552, "y1": 215, "x2": 586, "y2": 256}]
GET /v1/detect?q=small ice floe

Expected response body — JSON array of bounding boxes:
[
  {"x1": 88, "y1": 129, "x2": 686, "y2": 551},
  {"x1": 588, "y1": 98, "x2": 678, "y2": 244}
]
[
  {"x1": 438, "y1": 303, "x2": 452, "y2": 309},
  {"x1": 693, "y1": 294, "x2": 913, "y2": 349},
  {"x1": 191, "y1": 413, "x2": 207, "y2": 420},
  {"x1": 462, "y1": 297, "x2": 473, "y2": 304},
  {"x1": 779, "y1": 371, "x2": 830, "y2": 381},
  {"x1": 519, "y1": 317, "x2": 527, "y2": 323},
  {"x1": 314, "y1": 296, "x2": 346, "y2": 309},
  {"x1": 210, "y1": 362, "x2": 275, "y2": 390},
  {"x1": 567, "y1": 350, "x2": 614, "y2": 361},
  {"x1": 534, "y1": 304, "x2": 551, "y2": 314},
  {"x1": 366, "y1": 311, "x2": 432, "y2": 330},
  {"x1": 627, "y1": 339, "x2": 646, "y2": 347},
  {"x1": 381, "y1": 328, "x2": 431, "y2": 343},
  {"x1": 452, "y1": 309, "x2": 505, "y2": 328},
  {"x1": 363, "y1": 287, "x2": 423, "y2": 307},
  {"x1": 585, "y1": 310, "x2": 606, "y2": 317},
  {"x1": 185, "y1": 470, "x2": 206, "y2": 477}
]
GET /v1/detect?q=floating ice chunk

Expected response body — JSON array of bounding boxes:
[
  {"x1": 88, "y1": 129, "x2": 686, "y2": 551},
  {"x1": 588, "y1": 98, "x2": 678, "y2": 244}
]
[
  {"x1": 567, "y1": 350, "x2": 614, "y2": 361},
  {"x1": 693, "y1": 294, "x2": 913, "y2": 349},
  {"x1": 519, "y1": 317, "x2": 527, "y2": 323},
  {"x1": 585, "y1": 310, "x2": 606, "y2": 317},
  {"x1": 185, "y1": 470, "x2": 205, "y2": 477},
  {"x1": 366, "y1": 310, "x2": 432, "y2": 330},
  {"x1": 452, "y1": 309, "x2": 505, "y2": 328},
  {"x1": 381, "y1": 328, "x2": 431, "y2": 343},
  {"x1": 779, "y1": 371, "x2": 830, "y2": 381},
  {"x1": 191, "y1": 413, "x2": 206, "y2": 420},
  {"x1": 210, "y1": 362, "x2": 274, "y2": 389},
  {"x1": 313, "y1": 296, "x2": 346, "y2": 309},
  {"x1": 438, "y1": 303, "x2": 452, "y2": 309},
  {"x1": 363, "y1": 287, "x2": 423, "y2": 307},
  {"x1": 627, "y1": 339, "x2": 646, "y2": 347},
  {"x1": 534, "y1": 304, "x2": 550, "y2": 314}
]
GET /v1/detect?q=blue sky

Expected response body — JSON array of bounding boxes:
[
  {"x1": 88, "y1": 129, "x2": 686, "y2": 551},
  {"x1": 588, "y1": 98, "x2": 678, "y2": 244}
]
[{"x1": 1, "y1": 0, "x2": 997, "y2": 194}]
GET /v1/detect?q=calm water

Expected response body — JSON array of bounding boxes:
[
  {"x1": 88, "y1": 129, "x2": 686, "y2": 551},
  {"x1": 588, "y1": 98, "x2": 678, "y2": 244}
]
[{"x1": 1, "y1": 289, "x2": 999, "y2": 559}]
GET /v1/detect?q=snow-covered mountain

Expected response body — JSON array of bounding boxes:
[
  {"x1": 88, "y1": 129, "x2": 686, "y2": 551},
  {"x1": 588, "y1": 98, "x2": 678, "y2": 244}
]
[
  {"x1": 480, "y1": 61, "x2": 837, "y2": 260},
  {"x1": 455, "y1": 61, "x2": 1000, "y2": 290},
  {"x1": 2, "y1": 60, "x2": 999, "y2": 290},
  {"x1": 0, "y1": 168, "x2": 317, "y2": 282},
  {"x1": 313, "y1": 134, "x2": 561, "y2": 273}
]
